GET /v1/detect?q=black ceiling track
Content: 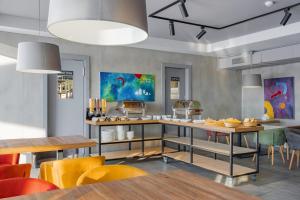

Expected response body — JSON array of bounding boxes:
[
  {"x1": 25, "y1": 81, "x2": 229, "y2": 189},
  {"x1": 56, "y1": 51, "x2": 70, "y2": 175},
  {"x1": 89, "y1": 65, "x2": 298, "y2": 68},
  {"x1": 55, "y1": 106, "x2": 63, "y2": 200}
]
[{"x1": 148, "y1": 0, "x2": 300, "y2": 30}]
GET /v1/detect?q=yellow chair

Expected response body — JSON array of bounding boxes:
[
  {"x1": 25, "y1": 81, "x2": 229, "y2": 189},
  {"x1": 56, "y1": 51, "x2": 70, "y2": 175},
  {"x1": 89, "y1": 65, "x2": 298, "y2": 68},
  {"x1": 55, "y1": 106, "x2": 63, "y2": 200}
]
[
  {"x1": 40, "y1": 161, "x2": 54, "y2": 184},
  {"x1": 76, "y1": 165, "x2": 148, "y2": 186},
  {"x1": 39, "y1": 156, "x2": 105, "y2": 189}
]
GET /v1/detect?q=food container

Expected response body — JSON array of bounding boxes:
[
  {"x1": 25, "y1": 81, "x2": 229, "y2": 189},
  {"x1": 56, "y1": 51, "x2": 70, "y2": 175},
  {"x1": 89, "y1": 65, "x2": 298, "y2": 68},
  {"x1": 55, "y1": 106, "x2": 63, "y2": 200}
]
[
  {"x1": 224, "y1": 122, "x2": 241, "y2": 128},
  {"x1": 110, "y1": 117, "x2": 117, "y2": 121},
  {"x1": 120, "y1": 116, "x2": 128, "y2": 121},
  {"x1": 116, "y1": 126, "x2": 125, "y2": 141},
  {"x1": 204, "y1": 119, "x2": 224, "y2": 127},
  {"x1": 99, "y1": 117, "x2": 106, "y2": 122},
  {"x1": 142, "y1": 116, "x2": 152, "y2": 120},
  {"x1": 122, "y1": 101, "x2": 146, "y2": 117},
  {"x1": 129, "y1": 117, "x2": 139, "y2": 121},
  {"x1": 243, "y1": 121, "x2": 258, "y2": 127},
  {"x1": 127, "y1": 131, "x2": 134, "y2": 140},
  {"x1": 117, "y1": 130, "x2": 125, "y2": 141},
  {"x1": 180, "y1": 119, "x2": 192, "y2": 123}
]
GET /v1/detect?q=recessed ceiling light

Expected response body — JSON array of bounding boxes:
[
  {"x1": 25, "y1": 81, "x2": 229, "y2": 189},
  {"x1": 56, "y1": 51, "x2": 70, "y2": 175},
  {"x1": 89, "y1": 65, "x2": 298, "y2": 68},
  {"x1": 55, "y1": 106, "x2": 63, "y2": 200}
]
[{"x1": 265, "y1": 1, "x2": 275, "y2": 7}]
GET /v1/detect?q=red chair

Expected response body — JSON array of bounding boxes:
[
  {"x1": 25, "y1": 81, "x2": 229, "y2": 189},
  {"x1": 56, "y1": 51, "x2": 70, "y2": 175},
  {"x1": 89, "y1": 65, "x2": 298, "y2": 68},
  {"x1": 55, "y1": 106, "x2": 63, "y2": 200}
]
[
  {"x1": 0, "y1": 154, "x2": 20, "y2": 166},
  {"x1": 0, "y1": 164, "x2": 31, "y2": 180},
  {"x1": 0, "y1": 178, "x2": 59, "y2": 198}
]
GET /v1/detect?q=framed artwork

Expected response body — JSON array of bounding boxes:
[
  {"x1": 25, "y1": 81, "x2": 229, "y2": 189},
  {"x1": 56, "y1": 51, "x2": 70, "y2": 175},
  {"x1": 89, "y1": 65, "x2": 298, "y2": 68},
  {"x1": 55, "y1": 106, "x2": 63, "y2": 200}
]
[
  {"x1": 57, "y1": 71, "x2": 73, "y2": 99},
  {"x1": 264, "y1": 77, "x2": 295, "y2": 119},
  {"x1": 100, "y1": 72, "x2": 155, "y2": 102}
]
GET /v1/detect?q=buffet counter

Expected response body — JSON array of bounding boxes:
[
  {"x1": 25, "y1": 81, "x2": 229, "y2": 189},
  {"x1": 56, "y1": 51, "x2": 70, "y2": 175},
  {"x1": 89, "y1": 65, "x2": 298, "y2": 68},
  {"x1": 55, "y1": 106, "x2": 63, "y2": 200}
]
[
  {"x1": 86, "y1": 119, "x2": 263, "y2": 133},
  {"x1": 86, "y1": 119, "x2": 263, "y2": 180}
]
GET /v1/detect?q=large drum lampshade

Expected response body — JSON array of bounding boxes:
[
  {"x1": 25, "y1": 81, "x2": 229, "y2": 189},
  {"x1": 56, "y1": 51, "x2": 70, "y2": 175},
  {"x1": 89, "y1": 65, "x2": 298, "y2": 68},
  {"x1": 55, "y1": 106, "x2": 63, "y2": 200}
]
[
  {"x1": 16, "y1": 42, "x2": 61, "y2": 74},
  {"x1": 47, "y1": 0, "x2": 148, "y2": 46},
  {"x1": 242, "y1": 74, "x2": 262, "y2": 88}
]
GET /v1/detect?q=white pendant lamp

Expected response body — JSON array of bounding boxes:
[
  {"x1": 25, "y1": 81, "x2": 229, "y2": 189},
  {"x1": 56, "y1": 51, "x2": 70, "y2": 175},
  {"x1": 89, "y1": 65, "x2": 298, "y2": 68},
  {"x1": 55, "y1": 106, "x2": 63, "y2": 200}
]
[
  {"x1": 242, "y1": 51, "x2": 262, "y2": 88},
  {"x1": 242, "y1": 74, "x2": 262, "y2": 88},
  {"x1": 47, "y1": 0, "x2": 148, "y2": 46},
  {"x1": 16, "y1": 0, "x2": 61, "y2": 74},
  {"x1": 17, "y1": 42, "x2": 61, "y2": 74}
]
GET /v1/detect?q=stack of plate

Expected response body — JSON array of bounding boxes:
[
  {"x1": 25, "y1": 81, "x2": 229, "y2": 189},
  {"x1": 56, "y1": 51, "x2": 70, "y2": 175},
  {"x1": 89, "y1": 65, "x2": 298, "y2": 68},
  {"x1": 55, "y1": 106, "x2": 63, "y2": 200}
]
[{"x1": 101, "y1": 129, "x2": 115, "y2": 143}]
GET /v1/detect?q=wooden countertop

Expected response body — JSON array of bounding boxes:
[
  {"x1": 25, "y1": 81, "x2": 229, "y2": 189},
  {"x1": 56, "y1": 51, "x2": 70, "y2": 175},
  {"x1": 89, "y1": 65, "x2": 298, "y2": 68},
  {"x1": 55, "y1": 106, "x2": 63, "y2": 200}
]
[
  {"x1": 8, "y1": 170, "x2": 260, "y2": 200},
  {"x1": 257, "y1": 119, "x2": 280, "y2": 124},
  {"x1": 0, "y1": 136, "x2": 96, "y2": 155},
  {"x1": 86, "y1": 120, "x2": 264, "y2": 134}
]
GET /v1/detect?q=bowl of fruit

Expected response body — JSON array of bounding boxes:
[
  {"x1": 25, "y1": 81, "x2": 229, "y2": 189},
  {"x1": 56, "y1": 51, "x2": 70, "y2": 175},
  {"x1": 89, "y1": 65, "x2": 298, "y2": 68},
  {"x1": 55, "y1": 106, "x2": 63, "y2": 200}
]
[
  {"x1": 243, "y1": 118, "x2": 258, "y2": 127},
  {"x1": 223, "y1": 118, "x2": 242, "y2": 128}
]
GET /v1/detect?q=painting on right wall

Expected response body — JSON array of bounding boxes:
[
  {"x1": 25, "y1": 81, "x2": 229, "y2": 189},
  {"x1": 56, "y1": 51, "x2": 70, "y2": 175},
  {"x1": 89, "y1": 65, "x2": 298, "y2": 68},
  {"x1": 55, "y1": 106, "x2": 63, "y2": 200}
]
[{"x1": 264, "y1": 77, "x2": 295, "y2": 119}]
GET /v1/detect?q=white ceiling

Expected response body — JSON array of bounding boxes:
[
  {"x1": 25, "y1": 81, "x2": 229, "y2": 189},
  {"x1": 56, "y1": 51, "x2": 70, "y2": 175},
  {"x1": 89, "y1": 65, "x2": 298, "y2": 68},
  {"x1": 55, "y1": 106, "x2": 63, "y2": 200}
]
[
  {"x1": 0, "y1": 0, "x2": 300, "y2": 56},
  {"x1": 147, "y1": 0, "x2": 300, "y2": 43}
]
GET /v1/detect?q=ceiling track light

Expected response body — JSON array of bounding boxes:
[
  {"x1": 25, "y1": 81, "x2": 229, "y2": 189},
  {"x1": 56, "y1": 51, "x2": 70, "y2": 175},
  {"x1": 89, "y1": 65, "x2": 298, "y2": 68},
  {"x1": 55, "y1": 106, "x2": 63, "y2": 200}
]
[
  {"x1": 178, "y1": 0, "x2": 189, "y2": 18},
  {"x1": 196, "y1": 27, "x2": 206, "y2": 40},
  {"x1": 149, "y1": 1, "x2": 300, "y2": 33},
  {"x1": 169, "y1": 21, "x2": 175, "y2": 36},
  {"x1": 280, "y1": 8, "x2": 292, "y2": 26}
]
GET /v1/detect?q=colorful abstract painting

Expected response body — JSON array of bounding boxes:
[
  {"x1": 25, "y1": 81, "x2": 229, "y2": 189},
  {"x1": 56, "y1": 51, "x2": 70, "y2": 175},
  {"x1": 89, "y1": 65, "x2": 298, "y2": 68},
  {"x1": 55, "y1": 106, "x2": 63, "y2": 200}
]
[
  {"x1": 264, "y1": 77, "x2": 295, "y2": 119},
  {"x1": 100, "y1": 72, "x2": 155, "y2": 102}
]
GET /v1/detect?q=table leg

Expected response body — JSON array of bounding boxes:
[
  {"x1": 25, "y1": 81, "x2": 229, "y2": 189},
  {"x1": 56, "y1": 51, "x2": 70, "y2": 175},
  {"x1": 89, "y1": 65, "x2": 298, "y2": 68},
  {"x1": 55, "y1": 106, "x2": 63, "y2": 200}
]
[
  {"x1": 129, "y1": 125, "x2": 132, "y2": 150},
  {"x1": 183, "y1": 127, "x2": 186, "y2": 151},
  {"x1": 177, "y1": 126, "x2": 181, "y2": 151},
  {"x1": 31, "y1": 153, "x2": 37, "y2": 169},
  {"x1": 75, "y1": 148, "x2": 79, "y2": 158},
  {"x1": 56, "y1": 150, "x2": 63, "y2": 160},
  {"x1": 142, "y1": 124, "x2": 145, "y2": 156},
  {"x1": 161, "y1": 124, "x2": 165, "y2": 154},
  {"x1": 88, "y1": 124, "x2": 91, "y2": 155},
  {"x1": 190, "y1": 128, "x2": 193, "y2": 163},
  {"x1": 229, "y1": 132, "x2": 233, "y2": 177},
  {"x1": 237, "y1": 134, "x2": 242, "y2": 147},
  {"x1": 214, "y1": 132, "x2": 217, "y2": 159},
  {"x1": 256, "y1": 131, "x2": 260, "y2": 173},
  {"x1": 99, "y1": 126, "x2": 102, "y2": 155}
]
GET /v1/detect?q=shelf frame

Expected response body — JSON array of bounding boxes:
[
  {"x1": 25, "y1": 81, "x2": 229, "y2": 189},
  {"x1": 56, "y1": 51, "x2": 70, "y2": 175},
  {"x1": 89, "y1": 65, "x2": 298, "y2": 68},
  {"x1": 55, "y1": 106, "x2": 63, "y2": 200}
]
[
  {"x1": 164, "y1": 137, "x2": 257, "y2": 156},
  {"x1": 87, "y1": 122, "x2": 162, "y2": 160},
  {"x1": 87, "y1": 119, "x2": 260, "y2": 178},
  {"x1": 162, "y1": 123, "x2": 260, "y2": 178}
]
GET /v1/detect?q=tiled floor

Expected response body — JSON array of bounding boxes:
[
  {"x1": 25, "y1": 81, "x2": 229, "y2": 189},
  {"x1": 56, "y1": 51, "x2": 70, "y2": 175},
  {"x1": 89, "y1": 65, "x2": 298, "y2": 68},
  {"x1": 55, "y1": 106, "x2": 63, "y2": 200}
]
[{"x1": 108, "y1": 153, "x2": 300, "y2": 200}]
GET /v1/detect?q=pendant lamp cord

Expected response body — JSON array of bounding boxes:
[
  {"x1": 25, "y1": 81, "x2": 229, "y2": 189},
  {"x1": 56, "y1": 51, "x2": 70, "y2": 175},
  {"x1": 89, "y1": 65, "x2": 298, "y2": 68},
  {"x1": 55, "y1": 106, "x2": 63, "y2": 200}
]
[{"x1": 38, "y1": 0, "x2": 41, "y2": 40}]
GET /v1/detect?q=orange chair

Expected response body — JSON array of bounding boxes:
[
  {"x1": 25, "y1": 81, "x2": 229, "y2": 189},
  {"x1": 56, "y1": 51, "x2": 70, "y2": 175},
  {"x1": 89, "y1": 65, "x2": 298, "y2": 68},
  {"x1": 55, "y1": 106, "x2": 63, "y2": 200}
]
[
  {"x1": 0, "y1": 178, "x2": 58, "y2": 198},
  {"x1": 0, "y1": 154, "x2": 20, "y2": 166},
  {"x1": 0, "y1": 164, "x2": 31, "y2": 180}
]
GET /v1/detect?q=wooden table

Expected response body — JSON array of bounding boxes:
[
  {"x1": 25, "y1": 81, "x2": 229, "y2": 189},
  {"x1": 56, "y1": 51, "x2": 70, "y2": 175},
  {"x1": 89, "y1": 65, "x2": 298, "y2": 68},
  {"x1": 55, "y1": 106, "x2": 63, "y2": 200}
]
[
  {"x1": 0, "y1": 136, "x2": 96, "y2": 159},
  {"x1": 8, "y1": 170, "x2": 260, "y2": 200}
]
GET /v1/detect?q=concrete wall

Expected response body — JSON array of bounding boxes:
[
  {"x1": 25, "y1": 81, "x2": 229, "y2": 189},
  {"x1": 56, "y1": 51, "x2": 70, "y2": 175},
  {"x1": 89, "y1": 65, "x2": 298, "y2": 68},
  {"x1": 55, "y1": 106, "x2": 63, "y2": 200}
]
[
  {"x1": 242, "y1": 62, "x2": 300, "y2": 126},
  {"x1": 0, "y1": 31, "x2": 242, "y2": 144},
  {"x1": 0, "y1": 45, "x2": 47, "y2": 140}
]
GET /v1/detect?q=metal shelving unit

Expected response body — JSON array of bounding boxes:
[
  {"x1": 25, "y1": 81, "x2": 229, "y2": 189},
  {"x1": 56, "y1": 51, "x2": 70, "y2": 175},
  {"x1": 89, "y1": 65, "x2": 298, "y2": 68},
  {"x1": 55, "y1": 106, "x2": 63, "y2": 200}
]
[
  {"x1": 161, "y1": 124, "x2": 260, "y2": 179},
  {"x1": 87, "y1": 121, "x2": 172, "y2": 160},
  {"x1": 86, "y1": 119, "x2": 262, "y2": 179}
]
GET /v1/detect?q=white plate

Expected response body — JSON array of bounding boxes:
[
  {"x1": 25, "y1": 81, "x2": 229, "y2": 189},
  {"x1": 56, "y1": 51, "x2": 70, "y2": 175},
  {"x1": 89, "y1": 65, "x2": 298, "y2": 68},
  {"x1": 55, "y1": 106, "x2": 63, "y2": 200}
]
[
  {"x1": 180, "y1": 119, "x2": 192, "y2": 123},
  {"x1": 193, "y1": 120, "x2": 205, "y2": 124},
  {"x1": 142, "y1": 117, "x2": 152, "y2": 120},
  {"x1": 129, "y1": 118, "x2": 139, "y2": 121}
]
